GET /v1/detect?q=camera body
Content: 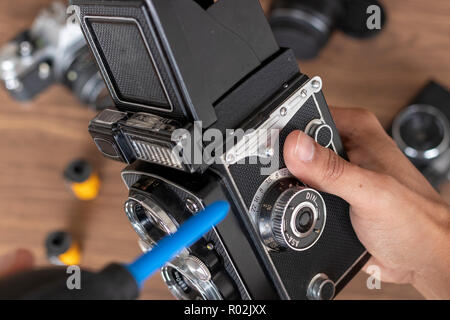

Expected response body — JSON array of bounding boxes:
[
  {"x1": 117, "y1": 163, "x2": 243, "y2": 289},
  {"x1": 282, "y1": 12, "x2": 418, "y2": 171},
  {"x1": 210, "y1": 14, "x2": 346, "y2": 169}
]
[
  {"x1": 73, "y1": 0, "x2": 368, "y2": 299},
  {"x1": 0, "y1": 2, "x2": 111, "y2": 109},
  {"x1": 392, "y1": 81, "x2": 450, "y2": 188}
]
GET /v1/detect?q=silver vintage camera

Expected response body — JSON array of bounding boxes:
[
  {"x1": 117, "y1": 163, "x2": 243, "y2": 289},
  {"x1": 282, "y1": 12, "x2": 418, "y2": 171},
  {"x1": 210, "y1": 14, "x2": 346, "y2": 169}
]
[
  {"x1": 73, "y1": 0, "x2": 369, "y2": 300},
  {"x1": 0, "y1": 2, "x2": 111, "y2": 109}
]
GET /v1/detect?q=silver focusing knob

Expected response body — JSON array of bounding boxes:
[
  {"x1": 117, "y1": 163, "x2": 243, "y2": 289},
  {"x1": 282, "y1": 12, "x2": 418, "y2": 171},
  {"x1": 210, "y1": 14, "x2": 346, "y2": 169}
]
[
  {"x1": 257, "y1": 178, "x2": 327, "y2": 251},
  {"x1": 185, "y1": 255, "x2": 211, "y2": 282},
  {"x1": 161, "y1": 255, "x2": 222, "y2": 300},
  {"x1": 305, "y1": 119, "x2": 334, "y2": 148},
  {"x1": 307, "y1": 273, "x2": 336, "y2": 300}
]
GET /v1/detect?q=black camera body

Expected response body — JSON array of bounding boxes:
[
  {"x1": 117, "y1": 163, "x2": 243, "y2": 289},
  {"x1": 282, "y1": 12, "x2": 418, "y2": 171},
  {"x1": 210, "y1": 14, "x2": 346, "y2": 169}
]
[
  {"x1": 73, "y1": 0, "x2": 368, "y2": 299},
  {"x1": 391, "y1": 81, "x2": 450, "y2": 188}
]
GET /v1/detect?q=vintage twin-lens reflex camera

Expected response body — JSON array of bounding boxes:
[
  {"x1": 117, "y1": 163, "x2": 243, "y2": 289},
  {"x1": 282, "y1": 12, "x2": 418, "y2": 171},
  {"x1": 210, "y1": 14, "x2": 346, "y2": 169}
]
[
  {"x1": 72, "y1": 0, "x2": 369, "y2": 300},
  {"x1": 0, "y1": 2, "x2": 111, "y2": 110}
]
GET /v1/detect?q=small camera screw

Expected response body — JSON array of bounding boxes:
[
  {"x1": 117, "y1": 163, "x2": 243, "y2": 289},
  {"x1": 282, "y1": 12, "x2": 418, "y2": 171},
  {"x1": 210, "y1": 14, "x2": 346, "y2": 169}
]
[
  {"x1": 19, "y1": 41, "x2": 33, "y2": 56},
  {"x1": 186, "y1": 198, "x2": 200, "y2": 213},
  {"x1": 176, "y1": 133, "x2": 188, "y2": 143},
  {"x1": 280, "y1": 107, "x2": 287, "y2": 117},
  {"x1": 311, "y1": 80, "x2": 321, "y2": 89},
  {"x1": 67, "y1": 71, "x2": 78, "y2": 82},
  {"x1": 301, "y1": 89, "x2": 308, "y2": 98},
  {"x1": 5, "y1": 78, "x2": 22, "y2": 91},
  {"x1": 226, "y1": 153, "x2": 235, "y2": 164},
  {"x1": 39, "y1": 62, "x2": 51, "y2": 79},
  {"x1": 265, "y1": 148, "x2": 275, "y2": 157}
]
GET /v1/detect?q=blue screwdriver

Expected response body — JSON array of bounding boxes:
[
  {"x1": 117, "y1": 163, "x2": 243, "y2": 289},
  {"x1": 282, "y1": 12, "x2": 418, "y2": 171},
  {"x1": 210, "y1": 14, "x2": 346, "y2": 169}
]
[{"x1": 0, "y1": 201, "x2": 230, "y2": 300}]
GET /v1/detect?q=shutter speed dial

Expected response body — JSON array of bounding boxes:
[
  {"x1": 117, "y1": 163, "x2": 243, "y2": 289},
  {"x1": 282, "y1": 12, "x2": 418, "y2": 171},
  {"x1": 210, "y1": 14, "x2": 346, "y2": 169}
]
[{"x1": 257, "y1": 177, "x2": 327, "y2": 251}]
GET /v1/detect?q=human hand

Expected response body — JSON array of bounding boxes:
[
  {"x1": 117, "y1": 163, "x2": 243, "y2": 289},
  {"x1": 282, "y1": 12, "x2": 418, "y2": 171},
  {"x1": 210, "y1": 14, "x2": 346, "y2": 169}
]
[
  {"x1": 283, "y1": 107, "x2": 450, "y2": 299},
  {"x1": 0, "y1": 249, "x2": 34, "y2": 278}
]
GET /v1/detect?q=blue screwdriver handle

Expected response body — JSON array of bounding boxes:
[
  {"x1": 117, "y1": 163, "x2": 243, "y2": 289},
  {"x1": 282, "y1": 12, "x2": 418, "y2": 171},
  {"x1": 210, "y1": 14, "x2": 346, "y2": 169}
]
[{"x1": 126, "y1": 201, "x2": 230, "y2": 287}]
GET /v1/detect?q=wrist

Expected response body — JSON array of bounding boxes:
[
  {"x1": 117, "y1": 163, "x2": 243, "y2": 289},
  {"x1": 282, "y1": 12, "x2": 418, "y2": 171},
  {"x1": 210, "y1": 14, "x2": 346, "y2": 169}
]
[{"x1": 411, "y1": 203, "x2": 450, "y2": 299}]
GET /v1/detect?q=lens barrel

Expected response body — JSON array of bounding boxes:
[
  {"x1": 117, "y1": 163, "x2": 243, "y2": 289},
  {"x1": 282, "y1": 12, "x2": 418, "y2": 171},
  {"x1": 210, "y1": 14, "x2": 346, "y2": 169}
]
[
  {"x1": 269, "y1": 0, "x2": 344, "y2": 60},
  {"x1": 392, "y1": 104, "x2": 450, "y2": 162}
]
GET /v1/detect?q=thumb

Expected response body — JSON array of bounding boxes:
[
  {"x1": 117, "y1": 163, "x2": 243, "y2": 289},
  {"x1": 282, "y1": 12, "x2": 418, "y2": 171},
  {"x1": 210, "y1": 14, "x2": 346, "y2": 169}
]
[{"x1": 283, "y1": 130, "x2": 377, "y2": 208}]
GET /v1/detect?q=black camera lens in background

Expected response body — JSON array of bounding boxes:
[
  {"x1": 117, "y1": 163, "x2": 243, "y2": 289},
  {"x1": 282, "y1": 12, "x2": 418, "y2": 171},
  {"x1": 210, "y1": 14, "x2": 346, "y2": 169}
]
[
  {"x1": 62, "y1": 48, "x2": 113, "y2": 111},
  {"x1": 338, "y1": 0, "x2": 387, "y2": 38},
  {"x1": 269, "y1": 0, "x2": 386, "y2": 60}
]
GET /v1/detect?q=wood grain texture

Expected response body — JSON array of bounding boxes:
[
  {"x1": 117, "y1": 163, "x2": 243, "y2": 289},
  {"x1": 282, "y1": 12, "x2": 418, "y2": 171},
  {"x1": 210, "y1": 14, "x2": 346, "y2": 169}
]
[{"x1": 0, "y1": 0, "x2": 448, "y2": 300}]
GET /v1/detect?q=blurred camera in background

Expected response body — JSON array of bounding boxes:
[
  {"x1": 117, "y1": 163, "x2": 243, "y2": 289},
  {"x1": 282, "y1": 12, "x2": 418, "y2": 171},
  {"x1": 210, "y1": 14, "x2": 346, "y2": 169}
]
[{"x1": 0, "y1": 2, "x2": 111, "y2": 110}]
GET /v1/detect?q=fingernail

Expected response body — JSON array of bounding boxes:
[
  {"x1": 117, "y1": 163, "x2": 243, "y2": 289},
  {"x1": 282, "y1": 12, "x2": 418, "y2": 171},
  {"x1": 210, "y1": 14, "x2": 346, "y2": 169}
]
[{"x1": 295, "y1": 131, "x2": 315, "y2": 162}]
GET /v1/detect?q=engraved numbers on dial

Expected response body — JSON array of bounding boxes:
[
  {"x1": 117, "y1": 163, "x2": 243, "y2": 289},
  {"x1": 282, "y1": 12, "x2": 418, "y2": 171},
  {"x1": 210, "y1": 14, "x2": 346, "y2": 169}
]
[
  {"x1": 249, "y1": 168, "x2": 301, "y2": 225},
  {"x1": 249, "y1": 168, "x2": 327, "y2": 252}
]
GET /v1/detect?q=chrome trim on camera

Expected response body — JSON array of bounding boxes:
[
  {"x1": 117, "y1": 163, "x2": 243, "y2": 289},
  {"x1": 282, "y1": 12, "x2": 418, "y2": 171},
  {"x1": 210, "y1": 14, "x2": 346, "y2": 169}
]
[
  {"x1": 125, "y1": 134, "x2": 183, "y2": 169},
  {"x1": 222, "y1": 77, "x2": 335, "y2": 165},
  {"x1": 392, "y1": 104, "x2": 450, "y2": 160},
  {"x1": 92, "y1": 109, "x2": 127, "y2": 125}
]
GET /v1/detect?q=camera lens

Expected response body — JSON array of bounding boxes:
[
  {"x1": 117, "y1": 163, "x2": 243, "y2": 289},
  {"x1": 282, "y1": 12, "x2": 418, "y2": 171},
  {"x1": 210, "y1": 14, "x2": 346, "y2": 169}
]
[
  {"x1": 393, "y1": 104, "x2": 450, "y2": 160},
  {"x1": 124, "y1": 193, "x2": 177, "y2": 246},
  {"x1": 295, "y1": 206, "x2": 314, "y2": 234},
  {"x1": 62, "y1": 48, "x2": 112, "y2": 110},
  {"x1": 400, "y1": 112, "x2": 444, "y2": 151},
  {"x1": 269, "y1": 0, "x2": 344, "y2": 60}
]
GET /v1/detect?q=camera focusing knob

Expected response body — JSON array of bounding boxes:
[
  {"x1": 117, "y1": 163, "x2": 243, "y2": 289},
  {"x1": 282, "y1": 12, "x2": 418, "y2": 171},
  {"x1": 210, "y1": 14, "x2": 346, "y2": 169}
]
[
  {"x1": 271, "y1": 187, "x2": 303, "y2": 248},
  {"x1": 258, "y1": 179, "x2": 327, "y2": 252},
  {"x1": 307, "y1": 273, "x2": 335, "y2": 300},
  {"x1": 185, "y1": 255, "x2": 211, "y2": 282},
  {"x1": 305, "y1": 119, "x2": 334, "y2": 148}
]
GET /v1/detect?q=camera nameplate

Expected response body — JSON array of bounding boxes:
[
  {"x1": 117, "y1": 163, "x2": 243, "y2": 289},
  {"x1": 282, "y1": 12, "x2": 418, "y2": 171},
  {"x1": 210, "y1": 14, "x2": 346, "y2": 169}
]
[{"x1": 222, "y1": 76, "x2": 335, "y2": 166}]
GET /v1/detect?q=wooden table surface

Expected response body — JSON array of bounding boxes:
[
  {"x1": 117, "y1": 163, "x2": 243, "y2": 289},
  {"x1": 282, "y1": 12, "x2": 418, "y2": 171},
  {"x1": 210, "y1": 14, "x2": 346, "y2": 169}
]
[{"x1": 0, "y1": 0, "x2": 448, "y2": 300}]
